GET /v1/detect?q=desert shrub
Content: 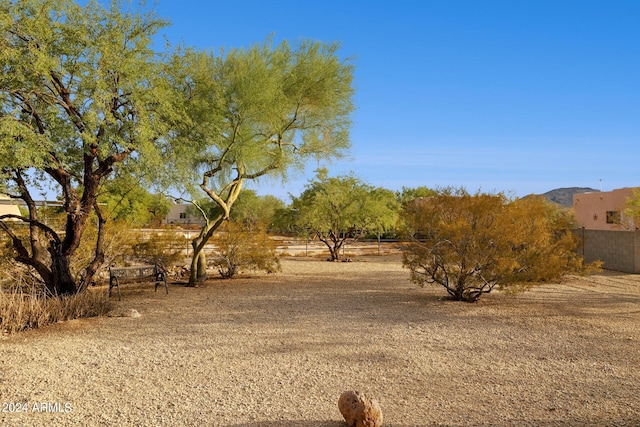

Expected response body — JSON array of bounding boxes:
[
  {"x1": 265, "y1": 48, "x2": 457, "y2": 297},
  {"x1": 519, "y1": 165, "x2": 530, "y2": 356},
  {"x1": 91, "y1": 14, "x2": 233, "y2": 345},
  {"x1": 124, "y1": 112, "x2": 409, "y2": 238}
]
[
  {"x1": 401, "y1": 188, "x2": 591, "y2": 302},
  {"x1": 130, "y1": 231, "x2": 185, "y2": 271},
  {"x1": 76, "y1": 222, "x2": 185, "y2": 276},
  {"x1": 211, "y1": 220, "x2": 280, "y2": 279},
  {"x1": 72, "y1": 219, "x2": 141, "y2": 280},
  {"x1": 0, "y1": 287, "x2": 112, "y2": 335}
]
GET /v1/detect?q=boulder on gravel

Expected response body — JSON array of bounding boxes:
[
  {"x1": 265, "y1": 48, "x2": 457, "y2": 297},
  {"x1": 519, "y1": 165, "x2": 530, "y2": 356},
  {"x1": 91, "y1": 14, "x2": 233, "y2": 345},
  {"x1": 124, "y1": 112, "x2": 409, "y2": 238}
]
[{"x1": 338, "y1": 390, "x2": 383, "y2": 427}]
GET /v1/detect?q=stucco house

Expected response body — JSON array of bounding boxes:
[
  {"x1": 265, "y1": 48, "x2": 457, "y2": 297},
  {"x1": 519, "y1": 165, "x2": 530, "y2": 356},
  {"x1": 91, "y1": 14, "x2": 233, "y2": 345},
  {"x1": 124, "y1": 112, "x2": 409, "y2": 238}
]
[
  {"x1": 573, "y1": 187, "x2": 637, "y2": 231},
  {"x1": 162, "y1": 200, "x2": 206, "y2": 226}
]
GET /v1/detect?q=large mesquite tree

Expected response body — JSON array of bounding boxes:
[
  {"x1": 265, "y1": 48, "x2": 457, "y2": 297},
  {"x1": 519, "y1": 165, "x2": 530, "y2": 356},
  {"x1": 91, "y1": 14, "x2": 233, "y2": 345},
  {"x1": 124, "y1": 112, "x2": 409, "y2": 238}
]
[
  {"x1": 0, "y1": 0, "x2": 176, "y2": 295},
  {"x1": 169, "y1": 40, "x2": 355, "y2": 286}
]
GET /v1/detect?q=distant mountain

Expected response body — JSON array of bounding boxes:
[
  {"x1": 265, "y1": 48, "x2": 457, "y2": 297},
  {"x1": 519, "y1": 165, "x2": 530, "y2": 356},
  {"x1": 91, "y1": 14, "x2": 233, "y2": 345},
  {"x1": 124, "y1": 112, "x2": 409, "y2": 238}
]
[{"x1": 541, "y1": 187, "x2": 599, "y2": 207}]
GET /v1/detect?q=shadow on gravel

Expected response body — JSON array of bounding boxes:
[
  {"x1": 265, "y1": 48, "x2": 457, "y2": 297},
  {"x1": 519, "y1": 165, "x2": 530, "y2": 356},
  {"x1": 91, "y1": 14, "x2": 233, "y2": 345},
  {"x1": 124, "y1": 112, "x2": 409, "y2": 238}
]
[
  {"x1": 225, "y1": 421, "x2": 343, "y2": 427},
  {"x1": 224, "y1": 419, "x2": 640, "y2": 427}
]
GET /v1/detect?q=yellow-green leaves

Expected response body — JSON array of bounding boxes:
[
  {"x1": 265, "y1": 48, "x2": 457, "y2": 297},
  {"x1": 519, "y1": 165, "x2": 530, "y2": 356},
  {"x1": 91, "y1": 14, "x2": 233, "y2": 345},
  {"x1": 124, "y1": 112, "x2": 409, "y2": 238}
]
[
  {"x1": 402, "y1": 189, "x2": 587, "y2": 302},
  {"x1": 0, "y1": 116, "x2": 51, "y2": 170},
  {"x1": 290, "y1": 171, "x2": 398, "y2": 260},
  {"x1": 1, "y1": 0, "x2": 171, "y2": 177},
  {"x1": 172, "y1": 38, "x2": 354, "y2": 188}
]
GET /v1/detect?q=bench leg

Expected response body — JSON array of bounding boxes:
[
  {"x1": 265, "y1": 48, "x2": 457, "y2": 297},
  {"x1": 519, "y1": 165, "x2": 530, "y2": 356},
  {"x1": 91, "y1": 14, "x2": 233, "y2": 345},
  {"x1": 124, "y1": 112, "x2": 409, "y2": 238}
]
[
  {"x1": 109, "y1": 278, "x2": 119, "y2": 300},
  {"x1": 110, "y1": 277, "x2": 121, "y2": 301},
  {"x1": 155, "y1": 272, "x2": 168, "y2": 295}
]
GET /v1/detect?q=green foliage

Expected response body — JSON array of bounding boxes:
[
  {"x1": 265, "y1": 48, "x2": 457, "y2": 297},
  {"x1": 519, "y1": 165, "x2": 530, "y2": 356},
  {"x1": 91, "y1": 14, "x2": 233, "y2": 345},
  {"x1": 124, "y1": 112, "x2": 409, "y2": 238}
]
[
  {"x1": 229, "y1": 190, "x2": 285, "y2": 229},
  {"x1": 291, "y1": 169, "x2": 400, "y2": 260},
  {"x1": 211, "y1": 220, "x2": 280, "y2": 279},
  {"x1": 167, "y1": 38, "x2": 354, "y2": 194},
  {"x1": 130, "y1": 231, "x2": 185, "y2": 271},
  {"x1": 0, "y1": 0, "x2": 173, "y2": 178},
  {"x1": 0, "y1": 0, "x2": 177, "y2": 295},
  {"x1": 402, "y1": 188, "x2": 588, "y2": 302},
  {"x1": 367, "y1": 187, "x2": 402, "y2": 238},
  {"x1": 166, "y1": 38, "x2": 355, "y2": 284},
  {"x1": 398, "y1": 186, "x2": 437, "y2": 205},
  {"x1": 186, "y1": 190, "x2": 285, "y2": 230},
  {"x1": 99, "y1": 177, "x2": 171, "y2": 227},
  {"x1": 270, "y1": 206, "x2": 299, "y2": 234}
]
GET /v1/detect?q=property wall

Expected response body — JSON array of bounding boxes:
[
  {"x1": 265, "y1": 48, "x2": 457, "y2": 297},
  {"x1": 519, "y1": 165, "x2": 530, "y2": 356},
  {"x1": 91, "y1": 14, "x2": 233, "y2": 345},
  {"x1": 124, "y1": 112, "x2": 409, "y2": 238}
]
[{"x1": 574, "y1": 228, "x2": 640, "y2": 273}]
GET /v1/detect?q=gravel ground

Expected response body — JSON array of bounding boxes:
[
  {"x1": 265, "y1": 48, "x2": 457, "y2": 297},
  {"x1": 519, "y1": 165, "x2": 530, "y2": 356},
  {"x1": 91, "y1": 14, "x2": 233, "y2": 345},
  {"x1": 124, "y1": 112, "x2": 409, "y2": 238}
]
[{"x1": 1, "y1": 255, "x2": 639, "y2": 427}]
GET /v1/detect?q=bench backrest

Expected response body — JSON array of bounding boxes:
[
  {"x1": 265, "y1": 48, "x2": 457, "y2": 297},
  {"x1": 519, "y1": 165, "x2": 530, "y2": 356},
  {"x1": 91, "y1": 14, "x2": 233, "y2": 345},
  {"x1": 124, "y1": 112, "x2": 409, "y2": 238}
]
[{"x1": 109, "y1": 265, "x2": 160, "y2": 282}]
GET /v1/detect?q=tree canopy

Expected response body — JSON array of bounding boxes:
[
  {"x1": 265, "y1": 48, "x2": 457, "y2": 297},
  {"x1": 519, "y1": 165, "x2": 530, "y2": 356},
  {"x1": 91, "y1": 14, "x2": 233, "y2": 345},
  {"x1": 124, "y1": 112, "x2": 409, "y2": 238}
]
[
  {"x1": 187, "y1": 189, "x2": 285, "y2": 230},
  {"x1": 0, "y1": 0, "x2": 175, "y2": 295},
  {"x1": 228, "y1": 190, "x2": 285, "y2": 229},
  {"x1": 167, "y1": 40, "x2": 355, "y2": 284},
  {"x1": 290, "y1": 169, "x2": 399, "y2": 261},
  {"x1": 99, "y1": 176, "x2": 171, "y2": 227},
  {"x1": 401, "y1": 188, "x2": 586, "y2": 302},
  {"x1": 398, "y1": 186, "x2": 437, "y2": 205}
]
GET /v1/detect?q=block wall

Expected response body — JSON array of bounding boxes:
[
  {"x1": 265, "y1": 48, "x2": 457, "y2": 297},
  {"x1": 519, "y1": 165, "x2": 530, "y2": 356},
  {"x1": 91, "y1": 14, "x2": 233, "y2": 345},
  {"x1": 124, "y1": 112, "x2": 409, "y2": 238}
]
[{"x1": 574, "y1": 229, "x2": 640, "y2": 273}]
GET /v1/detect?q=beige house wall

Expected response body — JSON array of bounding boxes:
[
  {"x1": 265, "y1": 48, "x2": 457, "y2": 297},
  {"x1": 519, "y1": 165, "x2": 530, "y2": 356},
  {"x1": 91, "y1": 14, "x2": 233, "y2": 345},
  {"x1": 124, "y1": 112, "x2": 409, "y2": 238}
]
[
  {"x1": 163, "y1": 202, "x2": 206, "y2": 226},
  {"x1": 572, "y1": 187, "x2": 637, "y2": 231},
  {"x1": 0, "y1": 194, "x2": 21, "y2": 220}
]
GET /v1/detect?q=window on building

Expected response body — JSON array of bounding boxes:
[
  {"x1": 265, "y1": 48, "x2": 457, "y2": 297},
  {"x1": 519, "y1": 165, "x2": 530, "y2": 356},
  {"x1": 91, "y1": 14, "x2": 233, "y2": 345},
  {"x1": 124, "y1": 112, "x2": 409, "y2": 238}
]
[
  {"x1": 606, "y1": 211, "x2": 620, "y2": 224},
  {"x1": 179, "y1": 212, "x2": 187, "y2": 219}
]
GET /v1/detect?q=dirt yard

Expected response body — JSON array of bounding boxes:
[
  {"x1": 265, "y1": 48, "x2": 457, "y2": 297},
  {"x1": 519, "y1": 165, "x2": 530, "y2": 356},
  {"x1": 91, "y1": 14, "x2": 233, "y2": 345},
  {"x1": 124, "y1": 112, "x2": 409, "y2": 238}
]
[{"x1": 1, "y1": 255, "x2": 639, "y2": 426}]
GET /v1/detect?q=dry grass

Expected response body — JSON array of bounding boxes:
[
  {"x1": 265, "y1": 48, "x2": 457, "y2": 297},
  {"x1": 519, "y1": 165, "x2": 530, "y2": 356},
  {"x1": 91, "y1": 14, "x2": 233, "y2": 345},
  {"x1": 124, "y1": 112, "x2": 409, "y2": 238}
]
[{"x1": 0, "y1": 288, "x2": 113, "y2": 335}]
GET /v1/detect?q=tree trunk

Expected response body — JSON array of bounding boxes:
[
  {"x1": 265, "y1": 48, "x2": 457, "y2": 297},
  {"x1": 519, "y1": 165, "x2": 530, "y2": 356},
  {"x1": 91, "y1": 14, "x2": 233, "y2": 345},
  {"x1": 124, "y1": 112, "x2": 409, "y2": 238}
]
[
  {"x1": 186, "y1": 180, "x2": 243, "y2": 286},
  {"x1": 319, "y1": 234, "x2": 344, "y2": 261},
  {"x1": 328, "y1": 242, "x2": 341, "y2": 261},
  {"x1": 187, "y1": 218, "x2": 223, "y2": 287},
  {"x1": 49, "y1": 253, "x2": 78, "y2": 296},
  {"x1": 189, "y1": 247, "x2": 208, "y2": 287}
]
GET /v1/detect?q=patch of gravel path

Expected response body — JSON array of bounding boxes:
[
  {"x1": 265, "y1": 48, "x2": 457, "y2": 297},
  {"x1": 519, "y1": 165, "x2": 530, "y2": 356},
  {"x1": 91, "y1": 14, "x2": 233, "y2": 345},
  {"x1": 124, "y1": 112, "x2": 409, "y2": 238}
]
[{"x1": 1, "y1": 256, "x2": 639, "y2": 426}]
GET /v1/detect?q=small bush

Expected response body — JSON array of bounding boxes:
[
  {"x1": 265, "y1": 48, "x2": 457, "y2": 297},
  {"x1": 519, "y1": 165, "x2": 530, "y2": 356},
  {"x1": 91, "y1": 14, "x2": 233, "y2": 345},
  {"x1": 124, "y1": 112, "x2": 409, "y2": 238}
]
[
  {"x1": 0, "y1": 288, "x2": 113, "y2": 335},
  {"x1": 130, "y1": 231, "x2": 185, "y2": 271},
  {"x1": 211, "y1": 220, "x2": 281, "y2": 279}
]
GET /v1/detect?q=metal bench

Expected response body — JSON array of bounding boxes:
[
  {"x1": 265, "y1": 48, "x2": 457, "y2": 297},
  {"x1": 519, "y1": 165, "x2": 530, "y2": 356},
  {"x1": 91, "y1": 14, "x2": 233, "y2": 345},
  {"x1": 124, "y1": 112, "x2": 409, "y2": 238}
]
[{"x1": 108, "y1": 265, "x2": 168, "y2": 301}]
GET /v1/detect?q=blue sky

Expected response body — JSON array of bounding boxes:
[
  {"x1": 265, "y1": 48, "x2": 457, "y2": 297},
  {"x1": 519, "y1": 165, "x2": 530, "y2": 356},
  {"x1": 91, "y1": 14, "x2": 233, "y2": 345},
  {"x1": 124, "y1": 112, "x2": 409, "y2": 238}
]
[{"x1": 148, "y1": 0, "x2": 638, "y2": 201}]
